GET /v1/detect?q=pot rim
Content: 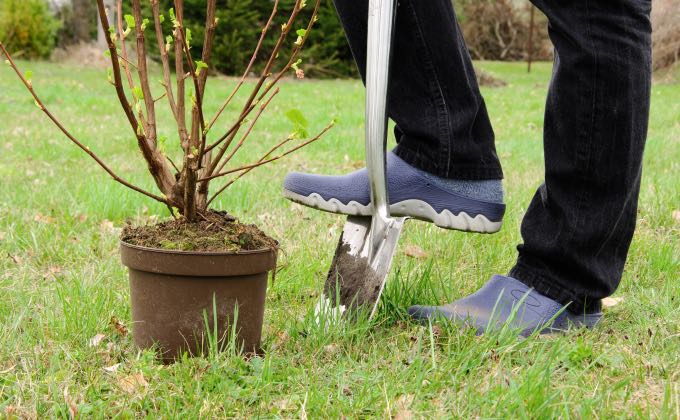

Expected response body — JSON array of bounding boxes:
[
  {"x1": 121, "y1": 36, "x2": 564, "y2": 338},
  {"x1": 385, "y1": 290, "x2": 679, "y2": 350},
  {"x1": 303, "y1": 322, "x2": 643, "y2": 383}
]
[{"x1": 119, "y1": 240, "x2": 277, "y2": 257}]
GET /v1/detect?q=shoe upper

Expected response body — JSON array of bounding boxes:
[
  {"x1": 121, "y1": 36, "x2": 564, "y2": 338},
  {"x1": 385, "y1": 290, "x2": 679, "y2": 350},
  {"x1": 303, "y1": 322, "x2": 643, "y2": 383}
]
[
  {"x1": 284, "y1": 152, "x2": 506, "y2": 222},
  {"x1": 408, "y1": 275, "x2": 602, "y2": 336}
]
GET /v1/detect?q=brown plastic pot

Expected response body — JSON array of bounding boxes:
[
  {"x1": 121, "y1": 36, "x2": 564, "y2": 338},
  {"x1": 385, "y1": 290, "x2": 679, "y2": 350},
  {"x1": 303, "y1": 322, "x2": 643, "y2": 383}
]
[{"x1": 120, "y1": 241, "x2": 277, "y2": 362}]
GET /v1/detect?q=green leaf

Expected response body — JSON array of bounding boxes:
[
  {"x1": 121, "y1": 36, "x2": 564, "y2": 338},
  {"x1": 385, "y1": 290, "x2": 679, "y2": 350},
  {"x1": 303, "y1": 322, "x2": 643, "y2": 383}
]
[
  {"x1": 294, "y1": 31, "x2": 306, "y2": 46},
  {"x1": 291, "y1": 59, "x2": 302, "y2": 71},
  {"x1": 195, "y1": 60, "x2": 208, "y2": 76},
  {"x1": 285, "y1": 109, "x2": 309, "y2": 139},
  {"x1": 124, "y1": 14, "x2": 135, "y2": 28},
  {"x1": 107, "y1": 26, "x2": 119, "y2": 42},
  {"x1": 158, "y1": 135, "x2": 168, "y2": 153},
  {"x1": 165, "y1": 35, "x2": 173, "y2": 52},
  {"x1": 295, "y1": 29, "x2": 307, "y2": 46},
  {"x1": 107, "y1": 68, "x2": 113, "y2": 83},
  {"x1": 158, "y1": 14, "x2": 165, "y2": 24},
  {"x1": 132, "y1": 86, "x2": 144, "y2": 101},
  {"x1": 169, "y1": 8, "x2": 179, "y2": 27},
  {"x1": 141, "y1": 18, "x2": 150, "y2": 31},
  {"x1": 285, "y1": 109, "x2": 308, "y2": 129},
  {"x1": 185, "y1": 28, "x2": 192, "y2": 48},
  {"x1": 24, "y1": 70, "x2": 33, "y2": 81},
  {"x1": 124, "y1": 14, "x2": 135, "y2": 36},
  {"x1": 123, "y1": 15, "x2": 135, "y2": 27}
]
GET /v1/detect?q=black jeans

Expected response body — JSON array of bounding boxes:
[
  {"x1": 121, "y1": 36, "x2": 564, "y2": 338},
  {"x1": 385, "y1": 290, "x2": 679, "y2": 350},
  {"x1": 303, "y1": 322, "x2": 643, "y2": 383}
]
[{"x1": 333, "y1": 0, "x2": 652, "y2": 313}]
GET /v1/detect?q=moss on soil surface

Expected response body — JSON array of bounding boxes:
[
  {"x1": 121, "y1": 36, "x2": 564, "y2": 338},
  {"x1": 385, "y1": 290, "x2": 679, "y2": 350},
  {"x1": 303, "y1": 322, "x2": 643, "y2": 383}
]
[{"x1": 121, "y1": 211, "x2": 277, "y2": 252}]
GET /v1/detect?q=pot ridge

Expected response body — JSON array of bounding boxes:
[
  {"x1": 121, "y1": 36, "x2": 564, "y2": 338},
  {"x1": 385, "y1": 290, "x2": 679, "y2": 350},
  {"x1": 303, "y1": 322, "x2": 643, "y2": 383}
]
[{"x1": 120, "y1": 241, "x2": 277, "y2": 277}]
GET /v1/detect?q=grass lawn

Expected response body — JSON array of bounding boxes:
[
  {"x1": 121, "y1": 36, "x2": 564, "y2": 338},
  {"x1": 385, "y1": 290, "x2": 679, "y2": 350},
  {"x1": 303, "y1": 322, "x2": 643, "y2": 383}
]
[{"x1": 0, "y1": 60, "x2": 678, "y2": 418}]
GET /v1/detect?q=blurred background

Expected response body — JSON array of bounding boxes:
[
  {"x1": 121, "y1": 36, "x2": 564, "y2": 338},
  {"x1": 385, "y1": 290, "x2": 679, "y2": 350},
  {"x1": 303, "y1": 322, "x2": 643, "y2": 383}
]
[{"x1": 1, "y1": 0, "x2": 678, "y2": 79}]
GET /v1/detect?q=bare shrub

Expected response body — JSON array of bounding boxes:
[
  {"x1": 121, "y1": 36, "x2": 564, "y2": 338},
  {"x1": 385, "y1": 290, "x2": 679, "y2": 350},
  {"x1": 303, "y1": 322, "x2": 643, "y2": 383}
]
[
  {"x1": 1, "y1": 0, "x2": 332, "y2": 222},
  {"x1": 652, "y1": 0, "x2": 680, "y2": 71},
  {"x1": 455, "y1": 0, "x2": 551, "y2": 61}
]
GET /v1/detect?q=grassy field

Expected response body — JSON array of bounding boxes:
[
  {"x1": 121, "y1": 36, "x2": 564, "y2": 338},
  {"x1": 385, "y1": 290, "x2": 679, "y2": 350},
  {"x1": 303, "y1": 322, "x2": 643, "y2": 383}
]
[{"x1": 0, "y1": 60, "x2": 678, "y2": 418}]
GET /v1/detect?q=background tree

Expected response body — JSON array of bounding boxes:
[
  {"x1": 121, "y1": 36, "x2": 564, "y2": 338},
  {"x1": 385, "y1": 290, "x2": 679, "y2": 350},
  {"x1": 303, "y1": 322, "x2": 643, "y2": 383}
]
[{"x1": 72, "y1": 0, "x2": 96, "y2": 42}]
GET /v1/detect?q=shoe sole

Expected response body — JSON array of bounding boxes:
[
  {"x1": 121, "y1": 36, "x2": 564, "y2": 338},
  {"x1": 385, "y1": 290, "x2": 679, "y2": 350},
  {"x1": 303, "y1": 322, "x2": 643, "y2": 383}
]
[{"x1": 283, "y1": 189, "x2": 503, "y2": 233}]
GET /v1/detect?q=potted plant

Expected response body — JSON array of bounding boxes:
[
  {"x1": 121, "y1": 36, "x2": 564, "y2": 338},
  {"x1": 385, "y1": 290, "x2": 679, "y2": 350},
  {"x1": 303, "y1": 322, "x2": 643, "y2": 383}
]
[{"x1": 1, "y1": 0, "x2": 331, "y2": 362}]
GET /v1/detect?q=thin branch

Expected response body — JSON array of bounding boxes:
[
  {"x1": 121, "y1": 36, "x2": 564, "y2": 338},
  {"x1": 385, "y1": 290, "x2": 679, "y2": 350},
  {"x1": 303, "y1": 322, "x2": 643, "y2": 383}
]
[
  {"x1": 151, "y1": 0, "x2": 178, "y2": 121},
  {"x1": 132, "y1": 0, "x2": 157, "y2": 144},
  {"x1": 203, "y1": 121, "x2": 333, "y2": 185},
  {"x1": 116, "y1": 52, "x2": 138, "y2": 71},
  {"x1": 206, "y1": 122, "x2": 333, "y2": 205},
  {"x1": 203, "y1": 0, "x2": 319, "y2": 174},
  {"x1": 198, "y1": 0, "x2": 217, "y2": 95},
  {"x1": 204, "y1": 0, "x2": 280, "y2": 134},
  {"x1": 116, "y1": 0, "x2": 135, "y2": 92},
  {"x1": 208, "y1": 136, "x2": 295, "y2": 199},
  {"x1": 97, "y1": 0, "x2": 177, "y2": 200},
  {"x1": 166, "y1": 155, "x2": 181, "y2": 173},
  {"x1": 196, "y1": 0, "x2": 218, "y2": 176},
  {"x1": 174, "y1": 1, "x2": 205, "y2": 142},
  {"x1": 97, "y1": 0, "x2": 140, "y2": 136},
  {"x1": 202, "y1": 0, "x2": 304, "y2": 179},
  {"x1": 0, "y1": 42, "x2": 168, "y2": 205},
  {"x1": 212, "y1": 88, "x2": 280, "y2": 176},
  {"x1": 202, "y1": 103, "x2": 255, "y2": 154},
  {"x1": 153, "y1": 92, "x2": 168, "y2": 103},
  {"x1": 174, "y1": 1, "x2": 188, "y2": 150},
  {"x1": 255, "y1": 0, "x2": 321, "y2": 104}
]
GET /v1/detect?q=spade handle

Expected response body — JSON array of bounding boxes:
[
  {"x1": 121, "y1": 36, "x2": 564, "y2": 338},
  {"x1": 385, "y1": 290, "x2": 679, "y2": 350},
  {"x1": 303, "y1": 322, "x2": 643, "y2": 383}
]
[{"x1": 365, "y1": 0, "x2": 397, "y2": 263}]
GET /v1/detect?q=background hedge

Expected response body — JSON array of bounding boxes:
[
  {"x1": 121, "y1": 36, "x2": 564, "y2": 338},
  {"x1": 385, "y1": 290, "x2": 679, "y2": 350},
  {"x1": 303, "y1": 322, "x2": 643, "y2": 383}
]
[
  {"x1": 149, "y1": 0, "x2": 357, "y2": 78},
  {"x1": 0, "y1": 0, "x2": 61, "y2": 59},
  {"x1": 4, "y1": 0, "x2": 679, "y2": 78}
]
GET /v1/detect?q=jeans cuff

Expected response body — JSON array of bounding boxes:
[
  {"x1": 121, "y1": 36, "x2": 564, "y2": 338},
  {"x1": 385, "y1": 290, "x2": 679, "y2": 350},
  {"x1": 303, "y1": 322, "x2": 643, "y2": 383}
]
[
  {"x1": 394, "y1": 144, "x2": 504, "y2": 180},
  {"x1": 509, "y1": 260, "x2": 603, "y2": 315}
]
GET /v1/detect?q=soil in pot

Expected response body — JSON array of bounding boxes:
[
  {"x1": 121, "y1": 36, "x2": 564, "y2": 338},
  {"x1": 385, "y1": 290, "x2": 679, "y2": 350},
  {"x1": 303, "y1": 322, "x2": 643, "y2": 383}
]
[
  {"x1": 120, "y1": 211, "x2": 278, "y2": 363},
  {"x1": 121, "y1": 210, "x2": 277, "y2": 252}
]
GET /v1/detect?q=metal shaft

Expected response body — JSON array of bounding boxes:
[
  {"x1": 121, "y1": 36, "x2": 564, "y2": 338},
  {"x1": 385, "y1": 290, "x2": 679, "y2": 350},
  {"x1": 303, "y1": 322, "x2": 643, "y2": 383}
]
[{"x1": 365, "y1": 0, "x2": 396, "y2": 263}]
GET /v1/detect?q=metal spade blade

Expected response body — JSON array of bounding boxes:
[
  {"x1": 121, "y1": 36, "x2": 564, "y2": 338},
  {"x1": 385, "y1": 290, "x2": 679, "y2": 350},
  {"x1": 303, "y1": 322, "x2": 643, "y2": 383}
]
[
  {"x1": 323, "y1": 215, "x2": 405, "y2": 318},
  {"x1": 321, "y1": 0, "x2": 400, "y2": 319}
]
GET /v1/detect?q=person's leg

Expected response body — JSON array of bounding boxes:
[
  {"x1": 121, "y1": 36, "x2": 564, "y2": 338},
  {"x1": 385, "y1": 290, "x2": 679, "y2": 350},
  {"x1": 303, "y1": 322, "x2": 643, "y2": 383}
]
[
  {"x1": 411, "y1": 0, "x2": 652, "y2": 331},
  {"x1": 509, "y1": 0, "x2": 652, "y2": 314},
  {"x1": 332, "y1": 0, "x2": 502, "y2": 179},
  {"x1": 283, "y1": 0, "x2": 506, "y2": 233}
]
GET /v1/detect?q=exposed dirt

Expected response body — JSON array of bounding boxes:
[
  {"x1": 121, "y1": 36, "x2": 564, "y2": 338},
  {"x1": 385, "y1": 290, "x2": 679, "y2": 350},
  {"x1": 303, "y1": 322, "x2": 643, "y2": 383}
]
[
  {"x1": 324, "y1": 241, "x2": 382, "y2": 311},
  {"x1": 121, "y1": 210, "x2": 277, "y2": 252}
]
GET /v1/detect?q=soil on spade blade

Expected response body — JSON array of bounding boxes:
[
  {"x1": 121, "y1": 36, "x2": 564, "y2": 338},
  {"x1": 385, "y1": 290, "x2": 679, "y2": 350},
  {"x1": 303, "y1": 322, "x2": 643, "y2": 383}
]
[{"x1": 121, "y1": 210, "x2": 277, "y2": 252}]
